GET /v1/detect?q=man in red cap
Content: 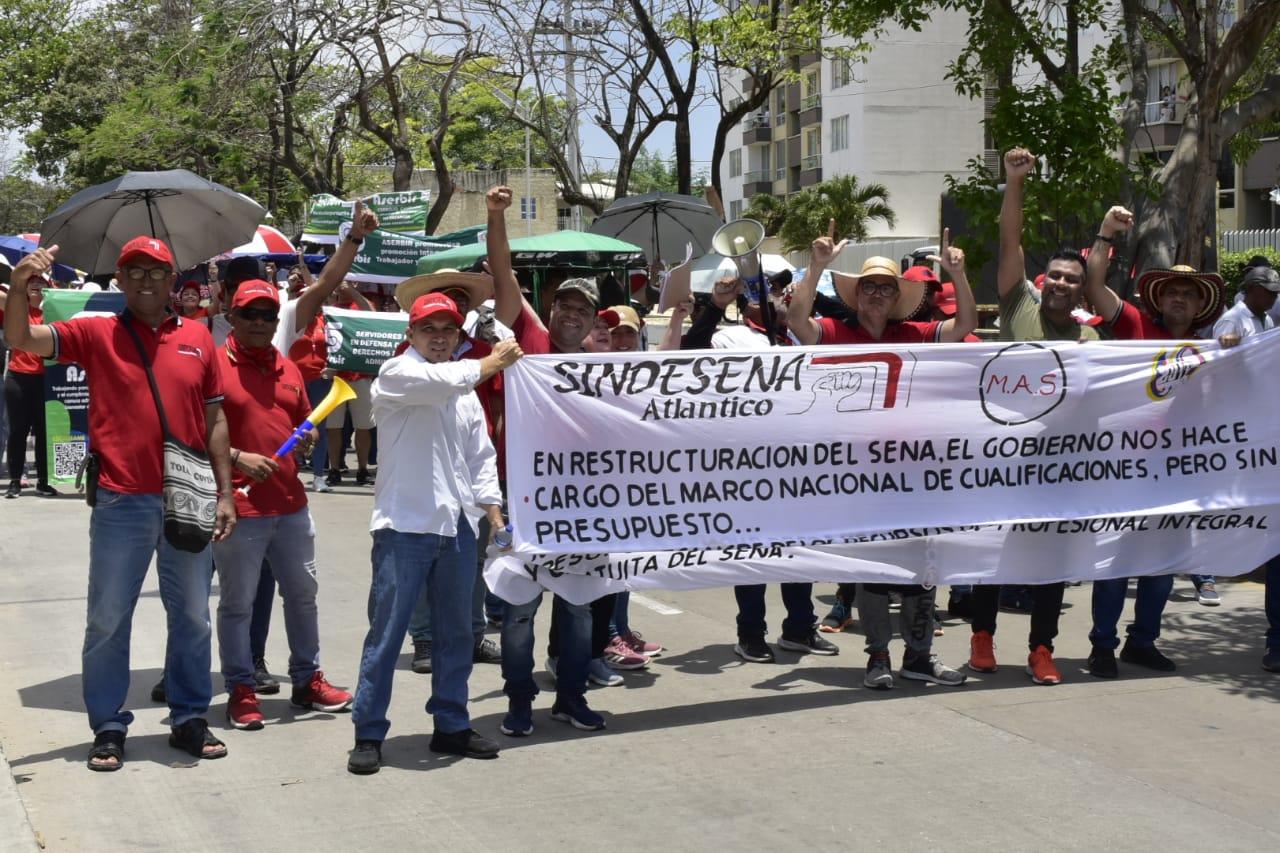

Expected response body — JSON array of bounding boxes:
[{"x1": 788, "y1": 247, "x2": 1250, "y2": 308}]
[
  {"x1": 348, "y1": 292, "x2": 522, "y2": 774},
  {"x1": 4, "y1": 237, "x2": 235, "y2": 771},
  {"x1": 213, "y1": 280, "x2": 354, "y2": 731}
]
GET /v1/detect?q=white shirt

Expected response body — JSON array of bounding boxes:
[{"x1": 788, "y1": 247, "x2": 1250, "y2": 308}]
[
  {"x1": 369, "y1": 350, "x2": 500, "y2": 536},
  {"x1": 1231, "y1": 289, "x2": 1280, "y2": 325},
  {"x1": 1214, "y1": 299, "x2": 1275, "y2": 339}
]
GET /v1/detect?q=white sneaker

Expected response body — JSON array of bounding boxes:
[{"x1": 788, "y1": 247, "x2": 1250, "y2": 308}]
[{"x1": 312, "y1": 475, "x2": 332, "y2": 493}]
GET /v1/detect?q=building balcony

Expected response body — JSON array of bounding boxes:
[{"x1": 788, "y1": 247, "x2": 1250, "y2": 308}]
[
  {"x1": 742, "y1": 121, "x2": 773, "y2": 145},
  {"x1": 799, "y1": 98, "x2": 822, "y2": 127},
  {"x1": 787, "y1": 135, "x2": 801, "y2": 168},
  {"x1": 798, "y1": 49, "x2": 821, "y2": 69},
  {"x1": 742, "y1": 170, "x2": 774, "y2": 198},
  {"x1": 786, "y1": 83, "x2": 801, "y2": 113},
  {"x1": 799, "y1": 155, "x2": 822, "y2": 188}
]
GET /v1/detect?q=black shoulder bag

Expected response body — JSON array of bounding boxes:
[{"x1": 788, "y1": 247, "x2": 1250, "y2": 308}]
[{"x1": 121, "y1": 314, "x2": 219, "y2": 552}]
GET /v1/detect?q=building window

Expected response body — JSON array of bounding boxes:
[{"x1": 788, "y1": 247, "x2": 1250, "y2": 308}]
[
  {"x1": 730, "y1": 199, "x2": 744, "y2": 220},
  {"x1": 729, "y1": 149, "x2": 742, "y2": 178},
  {"x1": 520, "y1": 197, "x2": 537, "y2": 220},
  {"x1": 774, "y1": 140, "x2": 787, "y2": 177},
  {"x1": 830, "y1": 115, "x2": 848, "y2": 152},
  {"x1": 805, "y1": 128, "x2": 821, "y2": 157},
  {"x1": 831, "y1": 57, "x2": 852, "y2": 89}
]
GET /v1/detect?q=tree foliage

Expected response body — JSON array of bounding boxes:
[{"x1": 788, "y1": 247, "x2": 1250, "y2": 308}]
[{"x1": 778, "y1": 175, "x2": 896, "y2": 254}]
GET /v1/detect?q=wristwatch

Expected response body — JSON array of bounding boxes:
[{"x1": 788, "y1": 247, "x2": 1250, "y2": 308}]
[
  {"x1": 1094, "y1": 233, "x2": 1115, "y2": 244},
  {"x1": 346, "y1": 234, "x2": 364, "y2": 247}
]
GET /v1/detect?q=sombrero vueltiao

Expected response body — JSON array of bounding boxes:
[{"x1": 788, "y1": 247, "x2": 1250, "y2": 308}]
[
  {"x1": 833, "y1": 256, "x2": 929, "y2": 321},
  {"x1": 1135, "y1": 265, "x2": 1225, "y2": 327},
  {"x1": 395, "y1": 268, "x2": 494, "y2": 312}
]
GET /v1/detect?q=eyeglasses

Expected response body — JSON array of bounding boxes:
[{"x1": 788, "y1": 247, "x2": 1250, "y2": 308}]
[
  {"x1": 237, "y1": 307, "x2": 279, "y2": 323},
  {"x1": 859, "y1": 280, "x2": 899, "y2": 298},
  {"x1": 124, "y1": 267, "x2": 172, "y2": 282}
]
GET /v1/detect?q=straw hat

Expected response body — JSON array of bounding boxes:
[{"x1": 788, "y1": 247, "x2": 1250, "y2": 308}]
[
  {"x1": 833, "y1": 256, "x2": 929, "y2": 321},
  {"x1": 395, "y1": 268, "x2": 494, "y2": 312},
  {"x1": 1135, "y1": 265, "x2": 1225, "y2": 327}
]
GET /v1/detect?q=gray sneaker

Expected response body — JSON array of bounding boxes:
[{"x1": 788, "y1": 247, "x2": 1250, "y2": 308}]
[
  {"x1": 863, "y1": 651, "x2": 894, "y2": 689},
  {"x1": 1196, "y1": 583, "x2": 1222, "y2": 606},
  {"x1": 901, "y1": 652, "x2": 967, "y2": 686}
]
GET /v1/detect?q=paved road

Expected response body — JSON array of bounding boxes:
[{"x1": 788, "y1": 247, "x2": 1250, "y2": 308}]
[{"x1": 1, "y1": 489, "x2": 1277, "y2": 852}]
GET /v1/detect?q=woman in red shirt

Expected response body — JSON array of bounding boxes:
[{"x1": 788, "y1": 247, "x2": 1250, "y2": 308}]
[{"x1": 3, "y1": 274, "x2": 55, "y2": 497}]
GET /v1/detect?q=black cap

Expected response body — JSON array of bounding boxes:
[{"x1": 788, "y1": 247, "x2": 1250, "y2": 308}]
[{"x1": 224, "y1": 257, "x2": 265, "y2": 290}]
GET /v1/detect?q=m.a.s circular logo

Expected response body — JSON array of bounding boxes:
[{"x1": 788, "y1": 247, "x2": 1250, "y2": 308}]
[
  {"x1": 978, "y1": 343, "x2": 1068, "y2": 426},
  {"x1": 1146, "y1": 344, "x2": 1204, "y2": 401}
]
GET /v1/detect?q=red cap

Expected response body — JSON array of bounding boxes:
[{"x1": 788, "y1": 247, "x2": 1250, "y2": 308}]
[
  {"x1": 903, "y1": 266, "x2": 940, "y2": 285},
  {"x1": 117, "y1": 236, "x2": 175, "y2": 269},
  {"x1": 1033, "y1": 273, "x2": 1046, "y2": 290},
  {"x1": 230, "y1": 279, "x2": 280, "y2": 310},
  {"x1": 409, "y1": 292, "x2": 463, "y2": 327},
  {"x1": 934, "y1": 282, "x2": 957, "y2": 316},
  {"x1": 597, "y1": 308, "x2": 620, "y2": 328}
]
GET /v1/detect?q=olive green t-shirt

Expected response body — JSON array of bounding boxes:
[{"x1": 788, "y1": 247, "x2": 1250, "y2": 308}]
[{"x1": 999, "y1": 280, "x2": 1099, "y2": 342}]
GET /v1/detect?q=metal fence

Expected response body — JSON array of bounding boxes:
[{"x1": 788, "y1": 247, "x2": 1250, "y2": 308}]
[{"x1": 1221, "y1": 229, "x2": 1280, "y2": 253}]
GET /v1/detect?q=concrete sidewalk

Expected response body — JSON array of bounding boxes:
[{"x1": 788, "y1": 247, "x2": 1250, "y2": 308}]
[{"x1": 1, "y1": 490, "x2": 1277, "y2": 852}]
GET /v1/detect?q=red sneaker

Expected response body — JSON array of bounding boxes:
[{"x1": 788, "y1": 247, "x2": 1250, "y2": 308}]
[
  {"x1": 227, "y1": 683, "x2": 265, "y2": 730},
  {"x1": 1026, "y1": 645, "x2": 1062, "y2": 685},
  {"x1": 291, "y1": 671, "x2": 353, "y2": 712},
  {"x1": 620, "y1": 631, "x2": 662, "y2": 658},
  {"x1": 968, "y1": 630, "x2": 998, "y2": 672}
]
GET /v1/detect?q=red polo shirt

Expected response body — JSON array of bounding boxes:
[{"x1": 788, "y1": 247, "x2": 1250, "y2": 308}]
[
  {"x1": 8, "y1": 306, "x2": 46, "y2": 374},
  {"x1": 1108, "y1": 301, "x2": 1201, "y2": 341},
  {"x1": 287, "y1": 313, "x2": 329, "y2": 381},
  {"x1": 219, "y1": 341, "x2": 311, "y2": 518},
  {"x1": 511, "y1": 302, "x2": 558, "y2": 354},
  {"x1": 818, "y1": 316, "x2": 942, "y2": 345},
  {"x1": 51, "y1": 313, "x2": 224, "y2": 495}
]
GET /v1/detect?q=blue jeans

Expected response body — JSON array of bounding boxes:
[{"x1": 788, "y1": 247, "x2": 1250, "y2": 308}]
[
  {"x1": 353, "y1": 520, "x2": 476, "y2": 741},
  {"x1": 1190, "y1": 574, "x2": 1216, "y2": 587},
  {"x1": 249, "y1": 562, "x2": 274, "y2": 662},
  {"x1": 305, "y1": 378, "x2": 331, "y2": 478},
  {"x1": 501, "y1": 594, "x2": 591, "y2": 703},
  {"x1": 610, "y1": 591, "x2": 632, "y2": 638},
  {"x1": 734, "y1": 583, "x2": 815, "y2": 641},
  {"x1": 407, "y1": 562, "x2": 488, "y2": 644},
  {"x1": 213, "y1": 509, "x2": 320, "y2": 690},
  {"x1": 1088, "y1": 575, "x2": 1175, "y2": 650},
  {"x1": 84, "y1": 488, "x2": 214, "y2": 733},
  {"x1": 1266, "y1": 557, "x2": 1280, "y2": 651}
]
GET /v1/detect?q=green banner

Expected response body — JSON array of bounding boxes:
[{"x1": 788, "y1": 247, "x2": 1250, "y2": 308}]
[
  {"x1": 322, "y1": 306, "x2": 408, "y2": 374},
  {"x1": 346, "y1": 228, "x2": 453, "y2": 285},
  {"x1": 301, "y1": 191, "x2": 431, "y2": 243}
]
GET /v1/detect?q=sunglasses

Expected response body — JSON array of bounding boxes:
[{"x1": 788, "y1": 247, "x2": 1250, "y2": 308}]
[
  {"x1": 237, "y1": 307, "x2": 279, "y2": 323},
  {"x1": 124, "y1": 267, "x2": 172, "y2": 282},
  {"x1": 859, "y1": 280, "x2": 899, "y2": 298}
]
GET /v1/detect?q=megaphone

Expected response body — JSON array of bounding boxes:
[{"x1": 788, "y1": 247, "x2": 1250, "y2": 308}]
[{"x1": 711, "y1": 218, "x2": 767, "y2": 303}]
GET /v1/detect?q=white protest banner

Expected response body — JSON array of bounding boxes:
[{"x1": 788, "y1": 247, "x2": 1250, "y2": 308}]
[
  {"x1": 486, "y1": 505, "x2": 1280, "y2": 604},
  {"x1": 504, "y1": 332, "x2": 1280, "y2": 555}
]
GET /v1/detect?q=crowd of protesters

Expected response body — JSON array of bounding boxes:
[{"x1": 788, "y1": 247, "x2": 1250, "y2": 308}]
[{"x1": 1, "y1": 148, "x2": 1277, "y2": 777}]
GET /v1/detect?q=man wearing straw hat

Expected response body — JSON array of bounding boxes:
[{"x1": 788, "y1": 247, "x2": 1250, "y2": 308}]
[{"x1": 1081, "y1": 204, "x2": 1227, "y2": 679}]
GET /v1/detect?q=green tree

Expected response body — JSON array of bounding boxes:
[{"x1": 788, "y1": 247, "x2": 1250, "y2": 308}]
[
  {"x1": 743, "y1": 192, "x2": 787, "y2": 235},
  {"x1": 778, "y1": 175, "x2": 896, "y2": 253}
]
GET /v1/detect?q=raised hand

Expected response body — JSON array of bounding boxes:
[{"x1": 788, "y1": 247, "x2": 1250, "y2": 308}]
[
  {"x1": 1100, "y1": 205, "x2": 1134, "y2": 238},
  {"x1": 1004, "y1": 148, "x2": 1036, "y2": 181},
  {"x1": 926, "y1": 228, "x2": 964, "y2": 277},
  {"x1": 487, "y1": 186, "x2": 514, "y2": 213},
  {"x1": 810, "y1": 218, "x2": 849, "y2": 268},
  {"x1": 12, "y1": 245, "x2": 59, "y2": 287},
  {"x1": 350, "y1": 198, "x2": 379, "y2": 239}
]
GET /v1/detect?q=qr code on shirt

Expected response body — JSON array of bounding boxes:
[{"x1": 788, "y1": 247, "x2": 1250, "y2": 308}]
[{"x1": 53, "y1": 441, "x2": 86, "y2": 480}]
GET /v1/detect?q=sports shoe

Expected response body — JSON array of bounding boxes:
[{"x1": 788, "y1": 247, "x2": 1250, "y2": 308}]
[
  {"x1": 227, "y1": 683, "x2": 265, "y2": 730},
  {"x1": 863, "y1": 650, "x2": 893, "y2": 689},
  {"x1": 4, "y1": 482, "x2": 19, "y2": 499},
  {"x1": 777, "y1": 629, "x2": 840, "y2": 656},
  {"x1": 602, "y1": 636, "x2": 650, "y2": 670},
  {"x1": 473, "y1": 637, "x2": 502, "y2": 664},
  {"x1": 1196, "y1": 582, "x2": 1221, "y2": 606},
  {"x1": 1026, "y1": 645, "x2": 1062, "y2": 684},
  {"x1": 500, "y1": 698, "x2": 534, "y2": 737},
  {"x1": 312, "y1": 474, "x2": 332, "y2": 493},
  {"x1": 252, "y1": 657, "x2": 281, "y2": 695},
  {"x1": 411, "y1": 640, "x2": 432, "y2": 673},
  {"x1": 619, "y1": 631, "x2": 662, "y2": 657},
  {"x1": 1088, "y1": 646, "x2": 1118, "y2": 678},
  {"x1": 967, "y1": 630, "x2": 998, "y2": 672},
  {"x1": 550, "y1": 695, "x2": 606, "y2": 731},
  {"x1": 1119, "y1": 641, "x2": 1176, "y2": 672},
  {"x1": 430, "y1": 728, "x2": 499, "y2": 760},
  {"x1": 1263, "y1": 648, "x2": 1280, "y2": 672},
  {"x1": 588, "y1": 658, "x2": 623, "y2": 687},
  {"x1": 151, "y1": 678, "x2": 166, "y2": 704},
  {"x1": 819, "y1": 599, "x2": 854, "y2": 633},
  {"x1": 34, "y1": 483, "x2": 58, "y2": 497},
  {"x1": 325, "y1": 468, "x2": 341, "y2": 487},
  {"x1": 355, "y1": 468, "x2": 372, "y2": 486},
  {"x1": 901, "y1": 652, "x2": 967, "y2": 686},
  {"x1": 733, "y1": 637, "x2": 775, "y2": 663},
  {"x1": 290, "y1": 671, "x2": 353, "y2": 712},
  {"x1": 348, "y1": 739, "x2": 382, "y2": 775}
]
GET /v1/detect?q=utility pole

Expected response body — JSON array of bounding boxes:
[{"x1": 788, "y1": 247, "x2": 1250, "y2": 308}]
[
  {"x1": 525, "y1": 125, "x2": 533, "y2": 237},
  {"x1": 563, "y1": 0, "x2": 582, "y2": 231}
]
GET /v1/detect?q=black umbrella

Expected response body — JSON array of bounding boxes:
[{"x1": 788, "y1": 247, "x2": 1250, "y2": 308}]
[
  {"x1": 588, "y1": 191, "x2": 723, "y2": 267},
  {"x1": 39, "y1": 170, "x2": 266, "y2": 274}
]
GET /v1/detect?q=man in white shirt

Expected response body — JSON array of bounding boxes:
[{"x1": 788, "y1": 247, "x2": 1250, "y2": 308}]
[
  {"x1": 1215, "y1": 265, "x2": 1280, "y2": 341},
  {"x1": 347, "y1": 292, "x2": 522, "y2": 775}
]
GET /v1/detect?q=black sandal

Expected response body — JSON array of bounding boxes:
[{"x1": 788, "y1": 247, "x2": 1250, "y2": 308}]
[
  {"x1": 168, "y1": 719, "x2": 227, "y2": 760},
  {"x1": 87, "y1": 730, "x2": 125, "y2": 772}
]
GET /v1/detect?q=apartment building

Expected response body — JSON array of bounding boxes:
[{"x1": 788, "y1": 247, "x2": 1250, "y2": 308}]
[{"x1": 720, "y1": 11, "x2": 985, "y2": 240}]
